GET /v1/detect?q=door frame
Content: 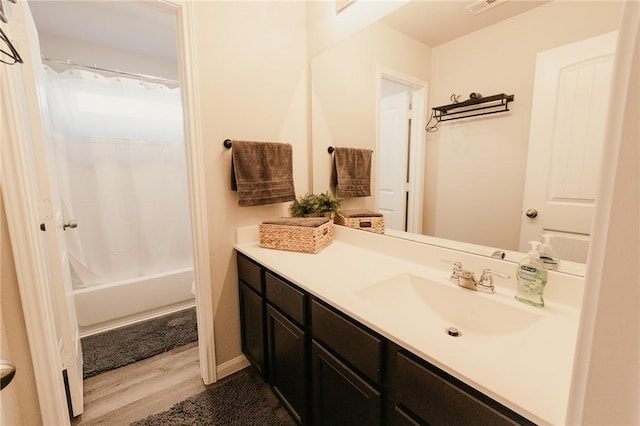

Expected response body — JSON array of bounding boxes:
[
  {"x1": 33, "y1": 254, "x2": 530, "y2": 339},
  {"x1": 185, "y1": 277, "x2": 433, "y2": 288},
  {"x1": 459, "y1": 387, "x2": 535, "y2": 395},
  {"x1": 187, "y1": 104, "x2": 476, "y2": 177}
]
[
  {"x1": 0, "y1": 1, "x2": 215, "y2": 423},
  {"x1": 376, "y1": 67, "x2": 427, "y2": 234}
]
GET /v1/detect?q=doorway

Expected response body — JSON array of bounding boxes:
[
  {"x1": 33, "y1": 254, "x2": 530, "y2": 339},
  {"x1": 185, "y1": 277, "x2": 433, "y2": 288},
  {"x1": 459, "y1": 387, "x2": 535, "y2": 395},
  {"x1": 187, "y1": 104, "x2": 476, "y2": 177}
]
[
  {"x1": 377, "y1": 71, "x2": 426, "y2": 233},
  {"x1": 30, "y1": 0, "x2": 195, "y2": 337},
  {"x1": 2, "y1": 0, "x2": 215, "y2": 422}
]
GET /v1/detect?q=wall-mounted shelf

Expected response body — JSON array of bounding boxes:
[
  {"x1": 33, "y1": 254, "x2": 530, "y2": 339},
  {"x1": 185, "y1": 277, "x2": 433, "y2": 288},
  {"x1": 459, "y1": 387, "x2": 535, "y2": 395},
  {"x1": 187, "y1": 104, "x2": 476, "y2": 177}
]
[{"x1": 432, "y1": 93, "x2": 514, "y2": 122}]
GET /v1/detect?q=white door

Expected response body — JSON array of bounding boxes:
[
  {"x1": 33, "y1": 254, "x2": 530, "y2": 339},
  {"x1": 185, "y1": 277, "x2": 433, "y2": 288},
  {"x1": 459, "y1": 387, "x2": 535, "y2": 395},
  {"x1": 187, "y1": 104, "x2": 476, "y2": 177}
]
[
  {"x1": 10, "y1": 1, "x2": 84, "y2": 416},
  {"x1": 519, "y1": 32, "x2": 617, "y2": 262},
  {"x1": 379, "y1": 80, "x2": 410, "y2": 231}
]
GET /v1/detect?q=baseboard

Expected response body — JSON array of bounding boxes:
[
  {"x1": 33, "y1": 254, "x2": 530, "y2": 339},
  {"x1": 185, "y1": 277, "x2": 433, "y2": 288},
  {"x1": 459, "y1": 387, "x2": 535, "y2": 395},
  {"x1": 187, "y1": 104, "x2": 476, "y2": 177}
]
[
  {"x1": 79, "y1": 302, "x2": 196, "y2": 338},
  {"x1": 216, "y1": 354, "x2": 251, "y2": 380}
]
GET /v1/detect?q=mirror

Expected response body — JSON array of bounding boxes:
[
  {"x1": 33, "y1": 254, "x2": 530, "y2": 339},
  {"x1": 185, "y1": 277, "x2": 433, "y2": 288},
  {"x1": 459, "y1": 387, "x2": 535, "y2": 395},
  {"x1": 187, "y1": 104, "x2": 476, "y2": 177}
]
[{"x1": 311, "y1": 0, "x2": 624, "y2": 276}]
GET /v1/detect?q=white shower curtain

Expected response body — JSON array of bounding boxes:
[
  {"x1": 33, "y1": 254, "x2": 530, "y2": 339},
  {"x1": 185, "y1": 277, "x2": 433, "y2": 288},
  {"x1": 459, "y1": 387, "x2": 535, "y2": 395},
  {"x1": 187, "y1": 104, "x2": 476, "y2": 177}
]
[{"x1": 43, "y1": 66, "x2": 193, "y2": 287}]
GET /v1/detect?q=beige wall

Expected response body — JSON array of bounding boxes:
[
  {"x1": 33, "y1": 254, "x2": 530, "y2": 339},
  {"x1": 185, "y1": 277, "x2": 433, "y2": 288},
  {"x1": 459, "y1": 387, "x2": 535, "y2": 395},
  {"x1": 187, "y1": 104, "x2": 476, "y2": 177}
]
[
  {"x1": 191, "y1": 1, "x2": 309, "y2": 365},
  {"x1": 425, "y1": 1, "x2": 623, "y2": 250},
  {"x1": 0, "y1": 190, "x2": 42, "y2": 426},
  {"x1": 306, "y1": 0, "x2": 409, "y2": 58},
  {"x1": 311, "y1": 21, "x2": 431, "y2": 209}
]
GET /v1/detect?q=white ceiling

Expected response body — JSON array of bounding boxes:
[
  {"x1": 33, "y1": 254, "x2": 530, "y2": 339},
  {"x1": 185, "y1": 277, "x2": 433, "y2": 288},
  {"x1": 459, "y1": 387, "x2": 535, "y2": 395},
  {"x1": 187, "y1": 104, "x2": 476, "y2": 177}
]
[
  {"x1": 28, "y1": 0, "x2": 177, "y2": 61},
  {"x1": 380, "y1": 0, "x2": 551, "y2": 47},
  {"x1": 27, "y1": 0, "x2": 550, "y2": 62}
]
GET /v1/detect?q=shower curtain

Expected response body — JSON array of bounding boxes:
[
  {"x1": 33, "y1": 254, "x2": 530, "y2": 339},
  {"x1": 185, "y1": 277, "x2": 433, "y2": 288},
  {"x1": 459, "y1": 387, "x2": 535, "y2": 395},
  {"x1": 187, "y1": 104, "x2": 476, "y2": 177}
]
[{"x1": 42, "y1": 66, "x2": 193, "y2": 287}]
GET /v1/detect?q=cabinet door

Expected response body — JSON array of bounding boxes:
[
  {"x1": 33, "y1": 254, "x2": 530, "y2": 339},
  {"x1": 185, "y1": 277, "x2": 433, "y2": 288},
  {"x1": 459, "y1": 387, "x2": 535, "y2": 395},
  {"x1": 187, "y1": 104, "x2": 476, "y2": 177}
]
[
  {"x1": 312, "y1": 341, "x2": 381, "y2": 426},
  {"x1": 239, "y1": 282, "x2": 266, "y2": 377},
  {"x1": 266, "y1": 305, "x2": 307, "y2": 425}
]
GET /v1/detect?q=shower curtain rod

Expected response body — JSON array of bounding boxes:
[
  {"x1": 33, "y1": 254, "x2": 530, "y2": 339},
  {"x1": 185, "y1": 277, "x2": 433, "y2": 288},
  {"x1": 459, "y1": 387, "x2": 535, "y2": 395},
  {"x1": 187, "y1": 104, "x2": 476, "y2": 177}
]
[{"x1": 42, "y1": 56, "x2": 179, "y2": 86}]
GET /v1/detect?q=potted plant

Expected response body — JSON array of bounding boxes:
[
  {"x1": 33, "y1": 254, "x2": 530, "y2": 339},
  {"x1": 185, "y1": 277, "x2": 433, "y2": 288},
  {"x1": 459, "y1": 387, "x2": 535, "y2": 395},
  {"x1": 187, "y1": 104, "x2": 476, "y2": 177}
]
[{"x1": 289, "y1": 192, "x2": 341, "y2": 218}]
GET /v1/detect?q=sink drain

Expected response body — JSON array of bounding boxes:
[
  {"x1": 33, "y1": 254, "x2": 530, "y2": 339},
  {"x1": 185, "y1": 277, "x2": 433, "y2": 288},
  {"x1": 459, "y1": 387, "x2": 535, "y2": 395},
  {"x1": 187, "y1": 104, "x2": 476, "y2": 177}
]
[{"x1": 446, "y1": 327, "x2": 461, "y2": 337}]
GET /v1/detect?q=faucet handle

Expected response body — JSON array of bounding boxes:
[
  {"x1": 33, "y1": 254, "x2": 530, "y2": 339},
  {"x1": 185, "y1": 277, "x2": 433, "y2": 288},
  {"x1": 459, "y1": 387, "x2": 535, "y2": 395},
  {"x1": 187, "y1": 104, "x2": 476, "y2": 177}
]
[
  {"x1": 443, "y1": 260, "x2": 465, "y2": 283},
  {"x1": 478, "y1": 269, "x2": 510, "y2": 289}
]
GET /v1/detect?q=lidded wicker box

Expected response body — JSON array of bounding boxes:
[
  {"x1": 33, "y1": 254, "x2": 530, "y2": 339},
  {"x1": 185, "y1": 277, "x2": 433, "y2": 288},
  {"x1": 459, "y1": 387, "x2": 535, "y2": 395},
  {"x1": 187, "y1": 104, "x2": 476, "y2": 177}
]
[
  {"x1": 259, "y1": 217, "x2": 334, "y2": 254},
  {"x1": 335, "y1": 209, "x2": 385, "y2": 234}
]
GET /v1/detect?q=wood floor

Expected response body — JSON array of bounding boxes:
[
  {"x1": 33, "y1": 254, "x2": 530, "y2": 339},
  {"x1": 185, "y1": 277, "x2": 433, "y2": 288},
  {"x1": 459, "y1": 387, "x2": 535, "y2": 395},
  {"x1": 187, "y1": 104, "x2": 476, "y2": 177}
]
[{"x1": 72, "y1": 342, "x2": 296, "y2": 425}]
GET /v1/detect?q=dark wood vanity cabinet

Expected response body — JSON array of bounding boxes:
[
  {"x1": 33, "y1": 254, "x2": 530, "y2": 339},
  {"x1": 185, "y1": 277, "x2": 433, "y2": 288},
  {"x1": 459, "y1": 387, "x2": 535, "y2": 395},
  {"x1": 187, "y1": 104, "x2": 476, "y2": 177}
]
[
  {"x1": 265, "y1": 271, "x2": 308, "y2": 424},
  {"x1": 236, "y1": 251, "x2": 534, "y2": 426},
  {"x1": 311, "y1": 340, "x2": 381, "y2": 426},
  {"x1": 237, "y1": 254, "x2": 266, "y2": 377},
  {"x1": 310, "y1": 299, "x2": 383, "y2": 426},
  {"x1": 238, "y1": 252, "x2": 309, "y2": 424},
  {"x1": 392, "y1": 350, "x2": 533, "y2": 426}
]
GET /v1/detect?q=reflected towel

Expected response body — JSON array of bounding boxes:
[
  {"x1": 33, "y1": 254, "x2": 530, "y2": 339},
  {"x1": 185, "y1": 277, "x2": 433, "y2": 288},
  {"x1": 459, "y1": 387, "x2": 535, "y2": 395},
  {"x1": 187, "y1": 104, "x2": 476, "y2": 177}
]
[
  {"x1": 231, "y1": 140, "x2": 296, "y2": 207},
  {"x1": 261, "y1": 217, "x2": 330, "y2": 228},
  {"x1": 338, "y1": 209, "x2": 383, "y2": 218},
  {"x1": 333, "y1": 147, "x2": 372, "y2": 198}
]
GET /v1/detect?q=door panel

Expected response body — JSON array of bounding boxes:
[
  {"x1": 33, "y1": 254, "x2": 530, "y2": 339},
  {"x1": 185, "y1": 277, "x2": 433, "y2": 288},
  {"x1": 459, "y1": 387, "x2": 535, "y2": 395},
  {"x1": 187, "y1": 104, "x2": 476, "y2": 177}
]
[
  {"x1": 11, "y1": 1, "x2": 83, "y2": 416},
  {"x1": 379, "y1": 81, "x2": 410, "y2": 231},
  {"x1": 520, "y1": 32, "x2": 617, "y2": 262}
]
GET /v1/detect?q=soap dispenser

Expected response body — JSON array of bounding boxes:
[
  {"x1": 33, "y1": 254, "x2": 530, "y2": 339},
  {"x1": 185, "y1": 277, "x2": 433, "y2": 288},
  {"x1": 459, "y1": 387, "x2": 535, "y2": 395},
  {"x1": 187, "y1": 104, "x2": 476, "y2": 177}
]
[
  {"x1": 514, "y1": 241, "x2": 548, "y2": 307},
  {"x1": 539, "y1": 234, "x2": 558, "y2": 270}
]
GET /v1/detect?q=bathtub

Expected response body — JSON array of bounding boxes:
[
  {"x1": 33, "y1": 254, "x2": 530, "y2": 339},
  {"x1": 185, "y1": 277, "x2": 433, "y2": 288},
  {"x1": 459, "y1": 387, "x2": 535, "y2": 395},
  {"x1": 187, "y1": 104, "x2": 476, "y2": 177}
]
[{"x1": 73, "y1": 267, "x2": 196, "y2": 337}]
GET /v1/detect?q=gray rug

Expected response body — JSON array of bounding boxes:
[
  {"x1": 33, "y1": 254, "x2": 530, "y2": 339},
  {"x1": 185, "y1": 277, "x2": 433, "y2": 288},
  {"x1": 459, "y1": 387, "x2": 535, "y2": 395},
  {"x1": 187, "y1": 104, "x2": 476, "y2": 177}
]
[
  {"x1": 82, "y1": 308, "x2": 198, "y2": 379},
  {"x1": 130, "y1": 371, "x2": 283, "y2": 426}
]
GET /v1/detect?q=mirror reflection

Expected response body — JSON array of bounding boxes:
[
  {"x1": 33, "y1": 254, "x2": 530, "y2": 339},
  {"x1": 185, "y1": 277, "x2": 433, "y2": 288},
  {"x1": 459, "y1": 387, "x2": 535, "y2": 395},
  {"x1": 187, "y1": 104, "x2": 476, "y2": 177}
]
[{"x1": 311, "y1": 0, "x2": 623, "y2": 275}]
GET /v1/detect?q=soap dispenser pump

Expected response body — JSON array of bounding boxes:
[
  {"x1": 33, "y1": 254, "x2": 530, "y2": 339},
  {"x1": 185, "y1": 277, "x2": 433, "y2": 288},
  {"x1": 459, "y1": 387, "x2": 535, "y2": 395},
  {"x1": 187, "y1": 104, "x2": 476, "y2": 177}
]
[
  {"x1": 539, "y1": 233, "x2": 558, "y2": 270},
  {"x1": 514, "y1": 241, "x2": 548, "y2": 307}
]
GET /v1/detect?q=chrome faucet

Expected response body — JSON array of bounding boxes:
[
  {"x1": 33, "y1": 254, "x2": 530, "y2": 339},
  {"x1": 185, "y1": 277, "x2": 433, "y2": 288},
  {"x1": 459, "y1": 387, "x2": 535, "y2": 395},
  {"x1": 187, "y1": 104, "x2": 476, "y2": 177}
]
[{"x1": 449, "y1": 262, "x2": 510, "y2": 294}]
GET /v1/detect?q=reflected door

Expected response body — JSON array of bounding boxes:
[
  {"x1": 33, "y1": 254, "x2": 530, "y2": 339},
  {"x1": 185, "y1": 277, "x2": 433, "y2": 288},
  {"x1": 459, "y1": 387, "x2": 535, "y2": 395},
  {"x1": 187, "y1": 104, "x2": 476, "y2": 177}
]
[
  {"x1": 520, "y1": 32, "x2": 617, "y2": 262},
  {"x1": 379, "y1": 80, "x2": 410, "y2": 231}
]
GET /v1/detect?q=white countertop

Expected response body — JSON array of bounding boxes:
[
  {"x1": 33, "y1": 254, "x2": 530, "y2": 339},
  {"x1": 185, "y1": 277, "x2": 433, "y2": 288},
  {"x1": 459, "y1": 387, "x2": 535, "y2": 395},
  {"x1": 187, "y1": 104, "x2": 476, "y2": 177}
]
[{"x1": 235, "y1": 225, "x2": 584, "y2": 425}]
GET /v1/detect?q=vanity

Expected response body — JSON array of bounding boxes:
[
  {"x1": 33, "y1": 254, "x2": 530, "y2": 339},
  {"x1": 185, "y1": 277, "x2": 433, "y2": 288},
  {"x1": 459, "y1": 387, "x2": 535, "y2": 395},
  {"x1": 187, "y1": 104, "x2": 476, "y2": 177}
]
[{"x1": 235, "y1": 225, "x2": 584, "y2": 425}]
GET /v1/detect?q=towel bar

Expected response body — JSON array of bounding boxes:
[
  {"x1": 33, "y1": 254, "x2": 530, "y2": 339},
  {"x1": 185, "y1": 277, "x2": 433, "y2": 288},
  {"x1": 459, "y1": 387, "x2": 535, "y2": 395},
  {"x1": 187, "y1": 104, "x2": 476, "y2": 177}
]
[
  {"x1": 223, "y1": 139, "x2": 233, "y2": 149},
  {"x1": 328, "y1": 146, "x2": 373, "y2": 154}
]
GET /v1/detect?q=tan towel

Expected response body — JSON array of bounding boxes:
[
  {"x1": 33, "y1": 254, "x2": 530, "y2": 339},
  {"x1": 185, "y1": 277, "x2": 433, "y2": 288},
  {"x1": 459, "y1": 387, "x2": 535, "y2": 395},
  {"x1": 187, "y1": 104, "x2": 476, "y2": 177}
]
[
  {"x1": 231, "y1": 140, "x2": 296, "y2": 207},
  {"x1": 333, "y1": 147, "x2": 372, "y2": 198}
]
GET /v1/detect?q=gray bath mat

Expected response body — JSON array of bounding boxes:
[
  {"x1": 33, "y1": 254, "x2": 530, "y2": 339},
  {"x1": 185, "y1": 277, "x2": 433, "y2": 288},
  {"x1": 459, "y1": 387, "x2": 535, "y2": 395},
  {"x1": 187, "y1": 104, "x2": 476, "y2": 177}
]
[
  {"x1": 82, "y1": 308, "x2": 198, "y2": 379},
  {"x1": 130, "y1": 371, "x2": 283, "y2": 426}
]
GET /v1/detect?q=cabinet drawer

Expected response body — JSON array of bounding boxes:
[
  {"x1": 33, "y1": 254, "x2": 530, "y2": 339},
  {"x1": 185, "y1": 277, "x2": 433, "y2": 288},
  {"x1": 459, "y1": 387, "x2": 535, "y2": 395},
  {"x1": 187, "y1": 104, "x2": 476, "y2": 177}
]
[
  {"x1": 237, "y1": 252, "x2": 263, "y2": 293},
  {"x1": 266, "y1": 271, "x2": 306, "y2": 326},
  {"x1": 396, "y1": 351, "x2": 520, "y2": 426},
  {"x1": 311, "y1": 299, "x2": 382, "y2": 385}
]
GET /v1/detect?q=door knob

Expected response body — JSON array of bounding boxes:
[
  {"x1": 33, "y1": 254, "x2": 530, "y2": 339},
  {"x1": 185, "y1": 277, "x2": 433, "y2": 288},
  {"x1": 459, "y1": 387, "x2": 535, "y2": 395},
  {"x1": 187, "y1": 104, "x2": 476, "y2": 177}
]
[
  {"x1": 1, "y1": 359, "x2": 16, "y2": 390},
  {"x1": 525, "y1": 209, "x2": 538, "y2": 218},
  {"x1": 63, "y1": 220, "x2": 78, "y2": 230}
]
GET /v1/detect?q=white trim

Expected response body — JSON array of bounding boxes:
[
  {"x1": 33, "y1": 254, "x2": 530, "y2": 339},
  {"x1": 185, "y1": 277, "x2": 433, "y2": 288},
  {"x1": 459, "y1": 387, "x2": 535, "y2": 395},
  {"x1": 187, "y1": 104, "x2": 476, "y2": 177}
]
[
  {"x1": 1, "y1": 51, "x2": 71, "y2": 426},
  {"x1": 376, "y1": 66, "x2": 427, "y2": 234},
  {"x1": 215, "y1": 355, "x2": 251, "y2": 380},
  {"x1": 566, "y1": 2, "x2": 639, "y2": 424},
  {"x1": 172, "y1": 0, "x2": 217, "y2": 385}
]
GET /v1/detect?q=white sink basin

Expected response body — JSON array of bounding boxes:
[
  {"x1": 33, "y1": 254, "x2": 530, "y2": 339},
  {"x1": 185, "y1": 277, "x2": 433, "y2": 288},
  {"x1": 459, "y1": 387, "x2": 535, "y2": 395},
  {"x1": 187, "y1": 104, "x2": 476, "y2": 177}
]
[{"x1": 355, "y1": 273, "x2": 542, "y2": 335}]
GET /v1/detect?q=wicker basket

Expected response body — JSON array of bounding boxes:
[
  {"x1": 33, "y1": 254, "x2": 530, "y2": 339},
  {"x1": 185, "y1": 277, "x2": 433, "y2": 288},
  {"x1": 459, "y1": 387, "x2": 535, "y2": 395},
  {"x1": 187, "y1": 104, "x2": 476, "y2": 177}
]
[
  {"x1": 335, "y1": 209, "x2": 385, "y2": 234},
  {"x1": 259, "y1": 217, "x2": 334, "y2": 254}
]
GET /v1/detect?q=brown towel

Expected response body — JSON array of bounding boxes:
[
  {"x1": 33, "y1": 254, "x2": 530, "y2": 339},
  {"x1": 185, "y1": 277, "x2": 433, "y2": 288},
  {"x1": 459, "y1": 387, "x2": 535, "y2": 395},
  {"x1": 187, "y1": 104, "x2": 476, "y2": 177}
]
[
  {"x1": 231, "y1": 140, "x2": 296, "y2": 207},
  {"x1": 338, "y1": 209, "x2": 383, "y2": 218},
  {"x1": 333, "y1": 147, "x2": 372, "y2": 198},
  {"x1": 261, "y1": 217, "x2": 329, "y2": 227}
]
